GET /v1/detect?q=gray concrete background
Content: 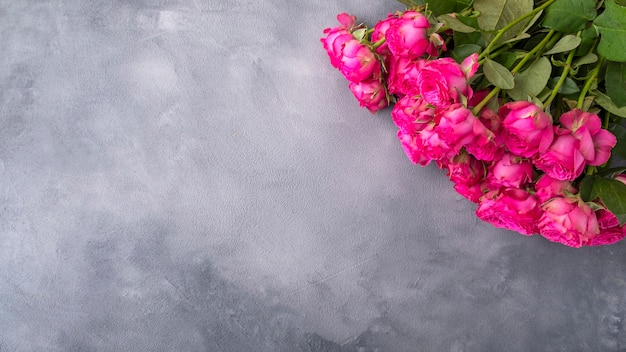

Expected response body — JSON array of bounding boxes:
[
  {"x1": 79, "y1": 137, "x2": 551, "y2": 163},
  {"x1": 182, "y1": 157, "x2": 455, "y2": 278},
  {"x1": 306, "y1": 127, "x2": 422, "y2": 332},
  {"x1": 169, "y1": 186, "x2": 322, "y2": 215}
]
[{"x1": 1, "y1": 1, "x2": 626, "y2": 351}]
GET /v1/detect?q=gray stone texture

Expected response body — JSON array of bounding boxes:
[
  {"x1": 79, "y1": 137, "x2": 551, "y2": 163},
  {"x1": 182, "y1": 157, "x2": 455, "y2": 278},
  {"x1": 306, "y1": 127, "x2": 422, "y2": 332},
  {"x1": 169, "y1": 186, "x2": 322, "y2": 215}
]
[{"x1": 1, "y1": 1, "x2": 626, "y2": 351}]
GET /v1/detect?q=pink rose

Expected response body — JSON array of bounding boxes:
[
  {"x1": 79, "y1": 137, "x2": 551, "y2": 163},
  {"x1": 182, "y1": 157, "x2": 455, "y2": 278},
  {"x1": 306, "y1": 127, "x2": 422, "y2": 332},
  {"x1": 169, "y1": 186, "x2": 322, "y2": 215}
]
[
  {"x1": 559, "y1": 109, "x2": 617, "y2": 166},
  {"x1": 415, "y1": 55, "x2": 477, "y2": 108},
  {"x1": 586, "y1": 210, "x2": 626, "y2": 246},
  {"x1": 476, "y1": 188, "x2": 541, "y2": 235},
  {"x1": 534, "y1": 174, "x2": 577, "y2": 204},
  {"x1": 391, "y1": 95, "x2": 434, "y2": 134},
  {"x1": 500, "y1": 101, "x2": 554, "y2": 158},
  {"x1": 371, "y1": 15, "x2": 396, "y2": 57},
  {"x1": 465, "y1": 108, "x2": 505, "y2": 162},
  {"x1": 321, "y1": 13, "x2": 357, "y2": 69},
  {"x1": 339, "y1": 40, "x2": 381, "y2": 82},
  {"x1": 537, "y1": 196, "x2": 599, "y2": 247},
  {"x1": 486, "y1": 152, "x2": 533, "y2": 189},
  {"x1": 444, "y1": 151, "x2": 487, "y2": 202},
  {"x1": 419, "y1": 123, "x2": 455, "y2": 161},
  {"x1": 385, "y1": 11, "x2": 430, "y2": 59},
  {"x1": 397, "y1": 130, "x2": 431, "y2": 165},
  {"x1": 465, "y1": 124, "x2": 504, "y2": 162},
  {"x1": 533, "y1": 128, "x2": 586, "y2": 181},
  {"x1": 387, "y1": 56, "x2": 423, "y2": 96},
  {"x1": 435, "y1": 105, "x2": 479, "y2": 153},
  {"x1": 587, "y1": 227, "x2": 626, "y2": 246},
  {"x1": 426, "y1": 33, "x2": 447, "y2": 57},
  {"x1": 348, "y1": 79, "x2": 388, "y2": 113}
]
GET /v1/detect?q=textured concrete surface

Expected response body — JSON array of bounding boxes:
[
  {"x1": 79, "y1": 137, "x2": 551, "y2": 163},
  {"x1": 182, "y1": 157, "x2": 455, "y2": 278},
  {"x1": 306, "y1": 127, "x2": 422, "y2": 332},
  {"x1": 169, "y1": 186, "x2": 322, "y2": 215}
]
[{"x1": 1, "y1": 1, "x2": 626, "y2": 351}]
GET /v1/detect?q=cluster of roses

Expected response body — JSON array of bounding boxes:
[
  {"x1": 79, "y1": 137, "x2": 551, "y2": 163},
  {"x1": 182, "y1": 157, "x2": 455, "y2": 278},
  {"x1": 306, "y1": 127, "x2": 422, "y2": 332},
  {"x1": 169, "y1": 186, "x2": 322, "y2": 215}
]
[{"x1": 321, "y1": 11, "x2": 626, "y2": 247}]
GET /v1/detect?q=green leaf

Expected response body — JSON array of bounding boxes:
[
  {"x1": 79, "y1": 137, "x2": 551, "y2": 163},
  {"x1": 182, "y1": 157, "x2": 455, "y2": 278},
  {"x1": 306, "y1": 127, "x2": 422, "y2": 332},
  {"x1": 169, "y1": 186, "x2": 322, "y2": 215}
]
[
  {"x1": 608, "y1": 123, "x2": 626, "y2": 161},
  {"x1": 453, "y1": 15, "x2": 484, "y2": 47},
  {"x1": 543, "y1": 0, "x2": 597, "y2": 33},
  {"x1": 352, "y1": 28, "x2": 366, "y2": 41},
  {"x1": 474, "y1": 0, "x2": 533, "y2": 43},
  {"x1": 425, "y1": 0, "x2": 470, "y2": 16},
  {"x1": 579, "y1": 175, "x2": 596, "y2": 202},
  {"x1": 575, "y1": 27, "x2": 598, "y2": 56},
  {"x1": 483, "y1": 58, "x2": 515, "y2": 89},
  {"x1": 543, "y1": 35, "x2": 582, "y2": 55},
  {"x1": 548, "y1": 77, "x2": 580, "y2": 95},
  {"x1": 573, "y1": 53, "x2": 598, "y2": 69},
  {"x1": 437, "y1": 14, "x2": 476, "y2": 33},
  {"x1": 606, "y1": 62, "x2": 626, "y2": 108},
  {"x1": 508, "y1": 57, "x2": 551, "y2": 100},
  {"x1": 592, "y1": 90, "x2": 626, "y2": 118},
  {"x1": 591, "y1": 177, "x2": 626, "y2": 225},
  {"x1": 594, "y1": 0, "x2": 626, "y2": 62},
  {"x1": 452, "y1": 44, "x2": 482, "y2": 63}
]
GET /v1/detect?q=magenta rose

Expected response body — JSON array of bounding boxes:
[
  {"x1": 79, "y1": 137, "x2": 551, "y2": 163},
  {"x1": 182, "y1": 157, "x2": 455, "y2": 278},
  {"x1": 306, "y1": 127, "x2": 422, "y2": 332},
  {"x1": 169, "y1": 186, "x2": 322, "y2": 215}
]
[
  {"x1": 486, "y1": 152, "x2": 533, "y2": 189},
  {"x1": 475, "y1": 188, "x2": 541, "y2": 235},
  {"x1": 385, "y1": 10, "x2": 430, "y2": 59},
  {"x1": 500, "y1": 101, "x2": 554, "y2": 158},
  {"x1": 537, "y1": 196, "x2": 599, "y2": 247},
  {"x1": 419, "y1": 124, "x2": 455, "y2": 161},
  {"x1": 371, "y1": 15, "x2": 396, "y2": 57},
  {"x1": 339, "y1": 40, "x2": 381, "y2": 82},
  {"x1": 320, "y1": 13, "x2": 357, "y2": 69},
  {"x1": 444, "y1": 151, "x2": 487, "y2": 202},
  {"x1": 435, "y1": 105, "x2": 480, "y2": 153},
  {"x1": 348, "y1": 79, "x2": 388, "y2": 113},
  {"x1": 415, "y1": 55, "x2": 478, "y2": 108},
  {"x1": 391, "y1": 95, "x2": 434, "y2": 134},
  {"x1": 397, "y1": 130, "x2": 431, "y2": 165},
  {"x1": 587, "y1": 227, "x2": 626, "y2": 246},
  {"x1": 387, "y1": 56, "x2": 424, "y2": 96},
  {"x1": 586, "y1": 209, "x2": 626, "y2": 246},
  {"x1": 533, "y1": 128, "x2": 586, "y2": 181},
  {"x1": 559, "y1": 109, "x2": 617, "y2": 166},
  {"x1": 426, "y1": 33, "x2": 447, "y2": 57},
  {"x1": 534, "y1": 174, "x2": 577, "y2": 204}
]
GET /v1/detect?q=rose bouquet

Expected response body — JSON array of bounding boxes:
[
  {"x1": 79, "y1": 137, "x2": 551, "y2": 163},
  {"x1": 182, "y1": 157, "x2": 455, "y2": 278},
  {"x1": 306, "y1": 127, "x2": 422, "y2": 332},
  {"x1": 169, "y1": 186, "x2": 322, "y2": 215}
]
[{"x1": 321, "y1": 0, "x2": 626, "y2": 247}]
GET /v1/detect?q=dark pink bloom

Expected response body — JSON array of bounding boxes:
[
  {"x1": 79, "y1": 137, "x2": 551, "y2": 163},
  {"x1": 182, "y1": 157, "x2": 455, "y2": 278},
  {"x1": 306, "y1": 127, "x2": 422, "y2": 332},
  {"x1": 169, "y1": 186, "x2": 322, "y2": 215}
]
[
  {"x1": 534, "y1": 128, "x2": 586, "y2": 181},
  {"x1": 348, "y1": 79, "x2": 388, "y2": 113},
  {"x1": 387, "y1": 56, "x2": 423, "y2": 96},
  {"x1": 397, "y1": 130, "x2": 431, "y2": 165},
  {"x1": 444, "y1": 151, "x2": 487, "y2": 202},
  {"x1": 476, "y1": 188, "x2": 541, "y2": 235},
  {"x1": 426, "y1": 33, "x2": 447, "y2": 57},
  {"x1": 339, "y1": 40, "x2": 381, "y2": 82},
  {"x1": 321, "y1": 13, "x2": 357, "y2": 69},
  {"x1": 372, "y1": 15, "x2": 396, "y2": 57},
  {"x1": 587, "y1": 227, "x2": 626, "y2": 246},
  {"x1": 500, "y1": 101, "x2": 554, "y2": 158},
  {"x1": 385, "y1": 11, "x2": 430, "y2": 59},
  {"x1": 534, "y1": 174, "x2": 577, "y2": 204},
  {"x1": 537, "y1": 196, "x2": 599, "y2": 247},
  {"x1": 415, "y1": 55, "x2": 477, "y2": 108},
  {"x1": 586, "y1": 209, "x2": 626, "y2": 246},
  {"x1": 435, "y1": 105, "x2": 479, "y2": 153},
  {"x1": 486, "y1": 152, "x2": 533, "y2": 189},
  {"x1": 391, "y1": 95, "x2": 434, "y2": 134},
  {"x1": 559, "y1": 109, "x2": 617, "y2": 166}
]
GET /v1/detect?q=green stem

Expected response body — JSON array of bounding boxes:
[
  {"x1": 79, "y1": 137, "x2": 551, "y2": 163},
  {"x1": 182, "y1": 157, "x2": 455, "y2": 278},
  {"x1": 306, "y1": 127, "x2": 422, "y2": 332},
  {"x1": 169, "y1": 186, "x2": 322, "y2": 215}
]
[
  {"x1": 371, "y1": 37, "x2": 386, "y2": 50},
  {"x1": 471, "y1": 30, "x2": 556, "y2": 115},
  {"x1": 576, "y1": 56, "x2": 604, "y2": 109},
  {"x1": 471, "y1": 87, "x2": 500, "y2": 115},
  {"x1": 478, "y1": 0, "x2": 557, "y2": 61},
  {"x1": 543, "y1": 35, "x2": 579, "y2": 108},
  {"x1": 511, "y1": 29, "x2": 556, "y2": 74}
]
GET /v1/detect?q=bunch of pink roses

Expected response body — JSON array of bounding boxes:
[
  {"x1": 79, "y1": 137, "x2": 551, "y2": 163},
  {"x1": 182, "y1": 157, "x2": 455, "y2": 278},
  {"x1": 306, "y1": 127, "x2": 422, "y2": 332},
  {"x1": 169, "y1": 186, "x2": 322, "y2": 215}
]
[{"x1": 321, "y1": 8, "x2": 626, "y2": 247}]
